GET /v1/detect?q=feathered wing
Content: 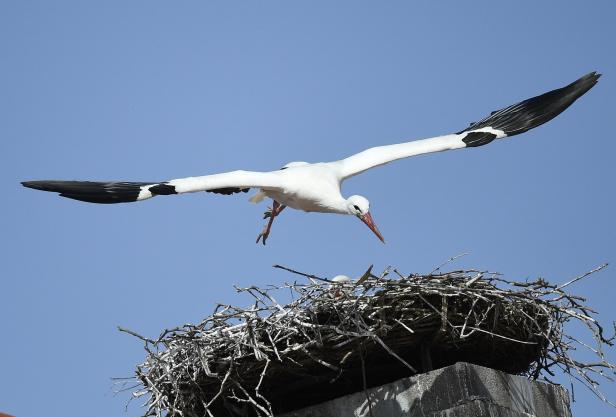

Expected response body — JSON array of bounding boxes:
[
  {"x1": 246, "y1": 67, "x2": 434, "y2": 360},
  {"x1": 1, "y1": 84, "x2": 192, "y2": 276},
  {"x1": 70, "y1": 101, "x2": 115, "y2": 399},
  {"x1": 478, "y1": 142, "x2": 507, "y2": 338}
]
[
  {"x1": 337, "y1": 72, "x2": 600, "y2": 179},
  {"x1": 21, "y1": 180, "x2": 155, "y2": 204},
  {"x1": 22, "y1": 170, "x2": 283, "y2": 204}
]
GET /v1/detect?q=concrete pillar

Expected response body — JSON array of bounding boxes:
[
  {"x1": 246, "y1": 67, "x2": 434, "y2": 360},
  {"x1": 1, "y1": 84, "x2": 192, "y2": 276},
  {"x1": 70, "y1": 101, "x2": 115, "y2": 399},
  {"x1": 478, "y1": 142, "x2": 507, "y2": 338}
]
[{"x1": 279, "y1": 362, "x2": 571, "y2": 417}]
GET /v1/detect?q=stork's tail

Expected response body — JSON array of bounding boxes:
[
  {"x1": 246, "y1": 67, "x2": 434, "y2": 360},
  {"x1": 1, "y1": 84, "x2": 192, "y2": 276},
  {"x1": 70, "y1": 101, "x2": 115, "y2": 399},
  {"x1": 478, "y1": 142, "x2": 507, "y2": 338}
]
[
  {"x1": 21, "y1": 180, "x2": 157, "y2": 204},
  {"x1": 249, "y1": 190, "x2": 267, "y2": 203}
]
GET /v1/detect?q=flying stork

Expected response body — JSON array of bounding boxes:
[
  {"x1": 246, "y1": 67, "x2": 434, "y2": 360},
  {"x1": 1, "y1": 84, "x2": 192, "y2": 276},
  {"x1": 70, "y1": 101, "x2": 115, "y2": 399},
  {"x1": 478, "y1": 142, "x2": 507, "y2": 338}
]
[{"x1": 22, "y1": 72, "x2": 600, "y2": 244}]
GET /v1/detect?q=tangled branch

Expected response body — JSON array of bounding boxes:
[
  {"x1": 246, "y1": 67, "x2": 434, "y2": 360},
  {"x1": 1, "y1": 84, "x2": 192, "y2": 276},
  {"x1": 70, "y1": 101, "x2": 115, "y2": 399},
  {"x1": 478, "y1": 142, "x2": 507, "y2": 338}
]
[{"x1": 122, "y1": 264, "x2": 614, "y2": 417}]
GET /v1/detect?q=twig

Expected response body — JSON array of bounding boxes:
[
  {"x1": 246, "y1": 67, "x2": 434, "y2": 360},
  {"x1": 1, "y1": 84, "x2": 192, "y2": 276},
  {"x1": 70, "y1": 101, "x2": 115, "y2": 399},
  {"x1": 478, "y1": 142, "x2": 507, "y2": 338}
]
[
  {"x1": 430, "y1": 252, "x2": 469, "y2": 274},
  {"x1": 558, "y1": 263, "x2": 608, "y2": 290}
]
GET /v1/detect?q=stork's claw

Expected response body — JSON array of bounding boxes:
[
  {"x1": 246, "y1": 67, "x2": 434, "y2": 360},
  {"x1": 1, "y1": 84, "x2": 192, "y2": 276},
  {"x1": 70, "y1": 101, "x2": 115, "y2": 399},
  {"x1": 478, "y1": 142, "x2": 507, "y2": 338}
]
[
  {"x1": 256, "y1": 230, "x2": 269, "y2": 245},
  {"x1": 256, "y1": 223, "x2": 271, "y2": 245},
  {"x1": 255, "y1": 202, "x2": 286, "y2": 246},
  {"x1": 257, "y1": 207, "x2": 274, "y2": 244}
]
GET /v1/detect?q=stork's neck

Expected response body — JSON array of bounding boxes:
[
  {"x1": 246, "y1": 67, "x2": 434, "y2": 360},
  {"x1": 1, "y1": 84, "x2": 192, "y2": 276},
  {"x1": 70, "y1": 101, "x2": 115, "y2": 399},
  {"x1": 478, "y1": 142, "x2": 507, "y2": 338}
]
[
  {"x1": 332, "y1": 199, "x2": 351, "y2": 214},
  {"x1": 329, "y1": 196, "x2": 354, "y2": 215},
  {"x1": 312, "y1": 195, "x2": 351, "y2": 215}
]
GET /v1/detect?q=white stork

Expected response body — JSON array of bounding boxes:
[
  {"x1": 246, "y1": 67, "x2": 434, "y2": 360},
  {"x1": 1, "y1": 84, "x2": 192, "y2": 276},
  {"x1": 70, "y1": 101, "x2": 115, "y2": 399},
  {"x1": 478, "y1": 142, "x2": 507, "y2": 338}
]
[{"x1": 23, "y1": 72, "x2": 600, "y2": 244}]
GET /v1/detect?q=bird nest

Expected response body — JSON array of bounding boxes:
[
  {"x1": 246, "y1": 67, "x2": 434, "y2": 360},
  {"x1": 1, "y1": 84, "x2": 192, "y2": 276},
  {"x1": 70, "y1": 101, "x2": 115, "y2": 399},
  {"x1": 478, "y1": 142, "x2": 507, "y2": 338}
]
[{"x1": 121, "y1": 263, "x2": 615, "y2": 417}]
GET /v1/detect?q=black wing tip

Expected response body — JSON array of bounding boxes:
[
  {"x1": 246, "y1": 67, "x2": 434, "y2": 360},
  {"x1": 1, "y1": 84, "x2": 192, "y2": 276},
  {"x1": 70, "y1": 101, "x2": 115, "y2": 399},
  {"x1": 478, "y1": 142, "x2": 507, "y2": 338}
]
[
  {"x1": 581, "y1": 71, "x2": 601, "y2": 82},
  {"x1": 569, "y1": 71, "x2": 601, "y2": 94},
  {"x1": 22, "y1": 180, "x2": 150, "y2": 204},
  {"x1": 57, "y1": 193, "x2": 121, "y2": 204},
  {"x1": 460, "y1": 71, "x2": 601, "y2": 139},
  {"x1": 22, "y1": 180, "x2": 51, "y2": 191}
]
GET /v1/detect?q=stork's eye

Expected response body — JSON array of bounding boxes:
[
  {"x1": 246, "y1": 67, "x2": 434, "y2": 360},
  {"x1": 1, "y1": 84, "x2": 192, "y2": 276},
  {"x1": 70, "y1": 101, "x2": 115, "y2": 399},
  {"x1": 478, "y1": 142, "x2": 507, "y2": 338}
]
[{"x1": 353, "y1": 205, "x2": 360, "y2": 211}]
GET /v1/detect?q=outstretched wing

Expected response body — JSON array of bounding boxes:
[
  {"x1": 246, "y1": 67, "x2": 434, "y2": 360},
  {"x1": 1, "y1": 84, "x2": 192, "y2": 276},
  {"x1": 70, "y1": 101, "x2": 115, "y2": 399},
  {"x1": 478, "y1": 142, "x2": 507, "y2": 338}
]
[
  {"x1": 337, "y1": 72, "x2": 600, "y2": 179},
  {"x1": 22, "y1": 170, "x2": 283, "y2": 204}
]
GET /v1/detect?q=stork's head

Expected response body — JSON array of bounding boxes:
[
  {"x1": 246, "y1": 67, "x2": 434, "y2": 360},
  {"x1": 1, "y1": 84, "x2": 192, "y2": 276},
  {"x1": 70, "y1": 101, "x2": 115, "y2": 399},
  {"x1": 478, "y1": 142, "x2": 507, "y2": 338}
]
[{"x1": 346, "y1": 195, "x2": 385, "y2": 243}]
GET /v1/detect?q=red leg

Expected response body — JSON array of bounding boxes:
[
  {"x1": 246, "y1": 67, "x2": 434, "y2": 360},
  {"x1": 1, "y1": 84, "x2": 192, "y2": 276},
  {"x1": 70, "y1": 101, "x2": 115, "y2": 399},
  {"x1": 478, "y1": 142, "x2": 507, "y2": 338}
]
[{"x1": 256, "y1": 201, "x2": 286, "y2": 245}]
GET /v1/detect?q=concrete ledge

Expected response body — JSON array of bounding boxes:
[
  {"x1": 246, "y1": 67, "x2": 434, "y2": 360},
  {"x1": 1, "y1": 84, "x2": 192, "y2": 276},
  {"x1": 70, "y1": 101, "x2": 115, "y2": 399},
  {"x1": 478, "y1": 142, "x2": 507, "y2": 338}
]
[{"x1": 280, "y1": 362, "x2": 571, "y2": 417}]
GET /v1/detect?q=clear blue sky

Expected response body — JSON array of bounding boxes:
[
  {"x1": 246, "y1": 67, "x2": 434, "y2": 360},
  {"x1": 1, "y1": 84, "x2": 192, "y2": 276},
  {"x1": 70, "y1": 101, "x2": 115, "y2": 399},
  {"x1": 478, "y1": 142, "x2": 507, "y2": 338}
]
[{"x1": 2, "y1": 2, "x2": 615, "y2": 416}]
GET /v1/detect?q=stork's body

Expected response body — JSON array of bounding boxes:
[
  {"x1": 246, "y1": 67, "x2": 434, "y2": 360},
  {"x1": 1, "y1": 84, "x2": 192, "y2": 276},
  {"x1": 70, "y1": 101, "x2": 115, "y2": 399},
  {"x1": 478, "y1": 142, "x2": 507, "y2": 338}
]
[
  {"x1": 22, "y1": 72, "x2": 600, "y2": 244},
  {"x1": 260, "y1": 163, "x2": 346, "y2": 214}
]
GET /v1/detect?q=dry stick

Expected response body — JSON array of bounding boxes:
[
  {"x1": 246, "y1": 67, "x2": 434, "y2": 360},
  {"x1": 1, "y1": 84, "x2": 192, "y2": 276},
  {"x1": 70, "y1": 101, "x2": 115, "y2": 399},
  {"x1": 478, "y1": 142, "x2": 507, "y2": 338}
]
[
  {"x1": 272, "y1": 264, "x2": 334, "y2": 283},
  {"x1": 558, "y1": 263, "x2": 609, "y2": 290},
  {"x1": 416, "y1": 294, "x2": 457, "y2": 336},
  {"x1": 430, "y1": 252, "x2": 470, "y2": 274},
  {"x1": 458, "y1": 326, "x2": 539, "y2": 344},
  {"x1": 356, "y1": 264, "x2": 375, "y2": 285},
  {"x1": 466, "y1": 272, "x2": 484, "y2": 287},
  {"x1": 372, "y1": 334, "x2": 418, "y2": 373},
  {"x1": 255, "y1": 359, "x2": 273, "y2": 416},
  {"x1": 118, "y1": 326, "x2": 155, "y2": 344},
  {"x1": 300, "y1": 346, "x2": 340, "y2": 371},
  {"x1": 394, "y1": 318, "x2": 415, "y2": 334},
  {"x1": 359, "y1": 342, "x2": 375, "y2": 417}
]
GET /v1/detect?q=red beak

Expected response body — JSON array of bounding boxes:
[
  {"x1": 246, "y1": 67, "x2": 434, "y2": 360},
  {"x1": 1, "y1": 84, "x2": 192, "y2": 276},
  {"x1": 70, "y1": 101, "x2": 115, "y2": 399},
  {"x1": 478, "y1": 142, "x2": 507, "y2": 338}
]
[{"x1": 360, "y1": 212, "x2": 385, "y2": 243}]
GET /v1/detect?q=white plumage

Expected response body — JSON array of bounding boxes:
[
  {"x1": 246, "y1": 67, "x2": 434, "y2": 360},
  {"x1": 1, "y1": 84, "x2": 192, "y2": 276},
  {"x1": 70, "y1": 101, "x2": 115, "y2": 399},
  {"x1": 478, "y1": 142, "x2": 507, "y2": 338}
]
[{"x1": 22, "y1": 72, "x2": 600, "y2": 244}]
